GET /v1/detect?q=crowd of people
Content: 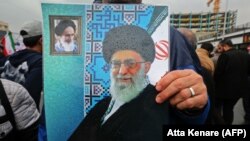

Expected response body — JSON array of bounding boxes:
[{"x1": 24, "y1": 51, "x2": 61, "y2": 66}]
[
  {"x1": 0, "y1": 0, "x2": 249, "y2": 141},
  {"x1": 178, "y1": 28, "x2": 250, "y2": 125}
]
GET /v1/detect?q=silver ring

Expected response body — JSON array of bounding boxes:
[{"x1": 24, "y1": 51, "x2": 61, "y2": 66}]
[{"x1": 189, "y1": 87, "x2": 195, "y2": 97}]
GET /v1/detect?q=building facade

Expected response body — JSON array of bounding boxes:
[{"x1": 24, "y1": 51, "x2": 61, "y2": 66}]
[{"x1": 170, "y1": 11, "x2": 237, "y2": 39}]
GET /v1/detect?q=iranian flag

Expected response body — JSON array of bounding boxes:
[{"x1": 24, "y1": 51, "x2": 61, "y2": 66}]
[
  {"x1": 146, "y1": 6, "x2": 170, "y2": 85},
  {"x1": 1, "y1": 32, "x2": 15, "y2": 56}
]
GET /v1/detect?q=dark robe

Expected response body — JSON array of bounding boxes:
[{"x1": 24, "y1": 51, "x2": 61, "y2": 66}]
[{"x1": 69, "y1": 85, "x2": 171, "y2": 141}]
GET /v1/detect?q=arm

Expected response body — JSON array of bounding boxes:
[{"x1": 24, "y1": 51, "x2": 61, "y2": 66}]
[
  {"x1": 155, "y1": 27, "x2": 209, "y2": 124},
  {"x1": 2, "y1": 79, "x2": 40, "y2": 141},
  {"x1": 23, "y1": 58, "x2": 43, "y2": 108}
]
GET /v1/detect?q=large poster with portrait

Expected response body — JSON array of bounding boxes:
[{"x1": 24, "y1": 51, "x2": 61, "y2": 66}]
[{"x1": 42, "y1": 3, "x2": 169, "y2": 141}]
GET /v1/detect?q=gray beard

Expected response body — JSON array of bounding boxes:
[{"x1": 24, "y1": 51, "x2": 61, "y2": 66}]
[
  {"x1": 60, "y1": 38, "x2": 74, "y2": 51},
  {"x1": 110, "y1": 65, "x2": 148, "y2": 103}
]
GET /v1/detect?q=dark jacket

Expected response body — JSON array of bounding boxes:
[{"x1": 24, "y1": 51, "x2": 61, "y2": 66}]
[
  {"x1": 214, "y1": 48, "x2": 250, "y2": 99},
  {"x1": 0, "y1": 49, "x2": 42, "y2": 108}
]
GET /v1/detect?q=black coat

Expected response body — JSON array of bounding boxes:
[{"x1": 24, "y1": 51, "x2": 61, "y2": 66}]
[
  {"x1": 68, "y1": 85, "x2": 173, "y2": 141},
  {"x1": 214, "y1": 49, "x2": 250, "y2": 99}
]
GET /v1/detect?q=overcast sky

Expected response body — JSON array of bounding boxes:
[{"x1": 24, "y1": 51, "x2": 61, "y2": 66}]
[{"x1": 0, "y1": 0, "x2": 249, "y2": 33}]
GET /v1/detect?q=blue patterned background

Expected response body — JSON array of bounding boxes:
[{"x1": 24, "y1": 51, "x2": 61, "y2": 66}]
[
  {"x1": 43, "y1": 3, "x2": 168, "y2": 141},
  {"x1": 42, "y1": 3, "x2": 86, "y2": 141},
  {"x1": 84, "y1": 4, "x2": 154, "y2": 116}
]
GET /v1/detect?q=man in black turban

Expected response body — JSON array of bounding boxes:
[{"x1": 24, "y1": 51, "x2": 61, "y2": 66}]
[
  {"x1": 54, "y1": 19, "x2": 78, "y2": 53},
  {"x1": 69, "y1": 25, "x2": 171, "y2": 141}
]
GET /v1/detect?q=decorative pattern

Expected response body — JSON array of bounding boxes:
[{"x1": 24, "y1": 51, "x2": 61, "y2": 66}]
[
  {"x1": 84, "y1": 5, "x2": 155, "y2": 116},
  {"x1": 84, "y1": 5, "x2": 154, "y2": 115},
  {"x1": 42, "y1": 3, "x2": 169, "y2": 141}
]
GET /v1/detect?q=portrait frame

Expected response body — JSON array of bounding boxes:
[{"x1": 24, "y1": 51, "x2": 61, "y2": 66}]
[{"x1": 49, "y1": 15, "x2": 82, "y2": 55}]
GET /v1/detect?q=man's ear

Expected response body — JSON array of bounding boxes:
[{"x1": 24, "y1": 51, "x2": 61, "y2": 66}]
[
  {"x1": 38, "y1": 37, "x2": 43, "y2": 45},
  {"x1": 144, "y1": 62, "x2": 151, "y2": 74}
]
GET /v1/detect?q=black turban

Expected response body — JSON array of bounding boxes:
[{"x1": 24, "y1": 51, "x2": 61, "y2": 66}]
[
  {"x1": 55, "y1": 19, "x2": 76, "y2": 36},
  {"x1": 102, "y1": 25, "x2": 155, "y2": 63}
]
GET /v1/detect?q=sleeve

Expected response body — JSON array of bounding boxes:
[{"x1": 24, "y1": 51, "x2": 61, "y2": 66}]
[
  {"x1": 169, "y1": 27, "x2": 209, "y2": 124},
  {"x1": 2, "y1": 79, "x2": 40, "y2": 141},
  {"x1": 169, "y1": 27, "x2": 202, "y2": 74},
  {"x1": 173, "y1": 100, "x2": 210, "y2": 124},
  {"x1": 68, "y1": 97, "x2": 111, "y2": 141},
  {"x1": 23, "y1": 58, "x2": 43, "y2": 108}
]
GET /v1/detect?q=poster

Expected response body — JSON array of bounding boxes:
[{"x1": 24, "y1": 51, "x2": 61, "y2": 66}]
[{"x1": 42, "y1": 3, "x2": 169, "y2": 141}]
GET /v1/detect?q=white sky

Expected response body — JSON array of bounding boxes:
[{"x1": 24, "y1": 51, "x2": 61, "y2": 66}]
[{"x1": 0, "y1": 0, "x2": 249, "y2": 33}]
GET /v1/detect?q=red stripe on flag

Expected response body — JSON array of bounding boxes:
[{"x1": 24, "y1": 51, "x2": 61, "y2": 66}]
[
  {"x1": 155, "y1": 44, "x2": 168, "y2": 55},
  {"x1": 1, "y1": 37, "x2": 9, "y2": 56},
  {"x1": 159, "y1": 40, "x2": 169, "y2": 48},
  {"x1": 156, "y1": 52, "x2": 168, "y2": 57}
]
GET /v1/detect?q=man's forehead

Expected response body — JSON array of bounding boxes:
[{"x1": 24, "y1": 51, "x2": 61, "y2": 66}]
[{"x1": 111, "y1": 50, "x2": 143, "y2": 60}]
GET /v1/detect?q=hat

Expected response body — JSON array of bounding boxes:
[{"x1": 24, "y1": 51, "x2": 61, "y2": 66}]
[
  {"x1": 219, "y1": 39, "x2": 233, "y2": 47},
  {"x1": 55, "y1": 20, "x2": 76, "y2": 36},
  {"x1": 20, "y1": 20, "x2": 42, "y2": 38},
  {"x1": 102, "y1": 25, "x2": 155, "y2": 63}
]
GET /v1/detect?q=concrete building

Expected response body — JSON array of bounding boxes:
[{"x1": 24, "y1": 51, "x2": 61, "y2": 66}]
[
  {"x1": 170, "y1": 11, "x2": 237, "y2": 39},
  {"x1": 170, "y1": 11, "x2": 250, "y2": 51}
]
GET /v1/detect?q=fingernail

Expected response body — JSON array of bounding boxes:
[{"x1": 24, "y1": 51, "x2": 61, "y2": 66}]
[
  {"x1": 155, "y1": 85, "x2": 161, "y2": 91},
  {"x1": 156, "y1": 96, "x2": 162, "y2": 103}
]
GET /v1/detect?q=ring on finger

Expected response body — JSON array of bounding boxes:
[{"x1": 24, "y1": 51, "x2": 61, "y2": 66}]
[{"x1": 189, "y1": 87, "x2": 195, "y2": 97}]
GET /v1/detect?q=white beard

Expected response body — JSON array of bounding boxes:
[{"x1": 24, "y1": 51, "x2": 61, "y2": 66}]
[
  {"x1": 110, "y1": 64, "x2": 148, "y2": 103},
  {"x1": 60, "y1": 38, "x2": 74, "y2": 51}
]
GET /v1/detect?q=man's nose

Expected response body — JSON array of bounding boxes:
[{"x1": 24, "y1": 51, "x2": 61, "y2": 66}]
[{"x1": 118, "y1": 64, "x2": 128, "y2": 75}]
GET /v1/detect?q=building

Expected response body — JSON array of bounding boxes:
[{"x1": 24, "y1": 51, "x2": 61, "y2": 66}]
[
  {"x1": 170, "y1": 11, "x2": 237, "y2": 39},
  {"x1": 198, "y1": 22, "x2": 250, "y2": 51}
]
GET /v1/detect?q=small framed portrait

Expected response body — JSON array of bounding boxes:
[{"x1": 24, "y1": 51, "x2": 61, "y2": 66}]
[{"x1": 49, "y1": 16, "x2": 82, "y2": 55}]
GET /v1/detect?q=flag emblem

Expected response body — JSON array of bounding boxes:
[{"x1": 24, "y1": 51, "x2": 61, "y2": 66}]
[{"x1": 155, "y1": 40, "x2": 169, "y2": 60}]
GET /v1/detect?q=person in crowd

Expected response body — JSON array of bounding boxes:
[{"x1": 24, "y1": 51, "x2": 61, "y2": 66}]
[
  {"x1": 196, "y1": 42, "x2": 215, "y2": 75},
  {"x1": 243, "y1": 76, "x2": 250, "y2": 124},
  {"x1": 214, "y1": 39, "x2": 250, "y2": 124},
  {"x1": 177, "y1": 28, "x2": 224, "y2": 124},
  {"x1": 211, "y1": 43, "x2": 223, "y2": 67},
  {"x1": 54, "y1": 19, "x2": 78, "y2": 53},
  {"x1": 0, "y1": 78, "x2": 40, "y2": 141},
  {"x1": 69, "y1": 25, "x2": 204, "y2": 141},
  {"x1": 178, "y1": 28, "x2": 198, "y2": 50},
  {"x1": 241, "y1": 48, "x2": 250, "y2": 124},
  {"x1": 0, "y1": 44, "x2": 4, "y2": 58},
  {"x1": 0, "y1": 44, "x2": 6, "y2": 66},
  {"x1": 92, "y1": 0, "x2": 210, "y2": 122},
  {"x1": 0, "y1": 20, "x2": 42, "y2": 109},
  {"x1": 0, "y1": 20, "x2": 46, "y2": 140}
]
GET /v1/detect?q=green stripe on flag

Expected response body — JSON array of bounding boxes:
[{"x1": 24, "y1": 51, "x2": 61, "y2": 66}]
[{"x1": 8, "y1": 32, "x2": 15, "y2": 51}]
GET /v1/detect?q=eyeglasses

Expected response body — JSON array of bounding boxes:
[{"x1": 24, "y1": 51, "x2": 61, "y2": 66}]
[{"x1": 110, "y1": 59, "x2": 145, "y2": 70}]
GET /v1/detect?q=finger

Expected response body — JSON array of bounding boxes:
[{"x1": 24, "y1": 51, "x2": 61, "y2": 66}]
[
  {"x1": 176, "y1": 92, "x2": 208, "y2": 110},
  {"x1": 155, "y1": 70, "x2": 192, "y2": 91},
  {"x1": 155, "y1": 71, "x2": 202, "y2": 103},
  {"x1": 169, "y1": 88, "x2": 191, "y2": 106},
  {"x1": 169, "y1": 82, "x2": 204, "y2": 106}
]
